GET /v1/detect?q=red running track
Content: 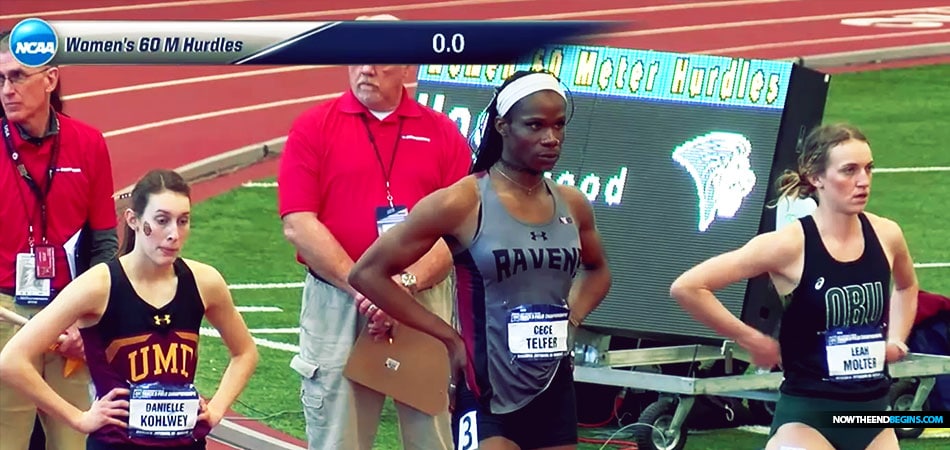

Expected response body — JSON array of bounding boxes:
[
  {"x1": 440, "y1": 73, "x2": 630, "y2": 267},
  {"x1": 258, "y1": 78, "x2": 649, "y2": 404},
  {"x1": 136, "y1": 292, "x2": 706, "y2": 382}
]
[{"x1": 1, "y1": 0, "x2": 948, "y2": 447}]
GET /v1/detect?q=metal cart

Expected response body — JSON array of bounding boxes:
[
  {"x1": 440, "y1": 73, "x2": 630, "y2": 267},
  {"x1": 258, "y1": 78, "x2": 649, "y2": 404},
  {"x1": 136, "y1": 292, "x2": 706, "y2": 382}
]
[{"x1": 572, "y1": 330, "x2": 950, "y2": 450}]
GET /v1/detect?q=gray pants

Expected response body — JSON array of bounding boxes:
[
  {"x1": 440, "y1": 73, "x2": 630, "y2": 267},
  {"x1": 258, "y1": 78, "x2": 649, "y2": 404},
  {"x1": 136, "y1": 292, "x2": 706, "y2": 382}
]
[
  {"x1": 290, "y1": 272, "x2": 455, "y2": 450},
  {"x1": 0, "y1": 294, "x2": 92, "y2": 450}
]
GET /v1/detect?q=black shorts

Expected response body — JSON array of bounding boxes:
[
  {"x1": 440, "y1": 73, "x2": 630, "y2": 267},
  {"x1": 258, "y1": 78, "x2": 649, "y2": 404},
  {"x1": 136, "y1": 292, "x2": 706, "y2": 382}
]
[
  {"x1": 769, "y1": 392, "x2": 889, "y2": 450},
  {"x1": 452, "y1": 358, "x2": 577, "y2": 449},
  {"x1": 86, "y1": 438, "x2": 207, "y2": 450}
]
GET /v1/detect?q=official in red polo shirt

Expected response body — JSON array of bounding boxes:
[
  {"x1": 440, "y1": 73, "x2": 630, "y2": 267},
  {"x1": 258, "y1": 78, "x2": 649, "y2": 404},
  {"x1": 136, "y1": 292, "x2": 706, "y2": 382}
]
[
  {"x1": 0, "y1": 31, "x2": 118, "y2": 450},
  {"x1": 277, "y1": 14, "x2": 472, "y2": 450}
]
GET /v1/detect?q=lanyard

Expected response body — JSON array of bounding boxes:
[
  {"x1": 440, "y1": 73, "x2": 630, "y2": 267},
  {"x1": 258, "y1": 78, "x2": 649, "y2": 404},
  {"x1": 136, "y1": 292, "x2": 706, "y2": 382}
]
[
  {"x1": 360, "y1": 115, "x2": 403, "y2": 208},
  {"x1": 2, "y1": 117, "x2": 60, "y2": 248}
]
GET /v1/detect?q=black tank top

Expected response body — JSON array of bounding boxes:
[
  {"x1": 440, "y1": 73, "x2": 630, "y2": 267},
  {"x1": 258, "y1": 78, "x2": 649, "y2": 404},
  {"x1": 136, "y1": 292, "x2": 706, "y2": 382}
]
[
  {"x1": 779, "y1": 214, "x2": 892, "y2": 401},
  {"x1": 80, "y1": 258, "x2": 211, "y2": 446}
]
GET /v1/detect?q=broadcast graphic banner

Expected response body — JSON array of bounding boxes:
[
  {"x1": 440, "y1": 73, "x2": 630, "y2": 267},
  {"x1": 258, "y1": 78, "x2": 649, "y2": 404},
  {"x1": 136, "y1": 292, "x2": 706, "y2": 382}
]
[{"x1": 7, "y1": 18, "x2": 617, "y2": 66}]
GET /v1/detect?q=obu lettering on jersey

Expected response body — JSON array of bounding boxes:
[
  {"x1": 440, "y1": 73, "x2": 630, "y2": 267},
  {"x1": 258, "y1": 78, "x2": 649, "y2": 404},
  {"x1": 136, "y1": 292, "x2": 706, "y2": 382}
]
[
  {"x1": 493, "y1": 247, "x2": 582, "y2": 282},
  {"x1": 824, "y1": 281, "x2": 885, "y2": 329}
]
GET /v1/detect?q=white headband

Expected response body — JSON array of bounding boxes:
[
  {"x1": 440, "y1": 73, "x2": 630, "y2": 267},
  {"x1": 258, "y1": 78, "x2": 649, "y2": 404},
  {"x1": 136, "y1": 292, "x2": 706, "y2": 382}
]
[{"x1": 495, "y1": 72, "x2": 566, "y2": 117}]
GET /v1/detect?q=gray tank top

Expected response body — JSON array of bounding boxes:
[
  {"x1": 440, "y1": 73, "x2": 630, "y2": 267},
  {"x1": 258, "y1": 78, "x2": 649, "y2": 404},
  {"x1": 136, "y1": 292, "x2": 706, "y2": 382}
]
[{"x1": 454, "y1": 172, "x2": 582, "y2": 413}]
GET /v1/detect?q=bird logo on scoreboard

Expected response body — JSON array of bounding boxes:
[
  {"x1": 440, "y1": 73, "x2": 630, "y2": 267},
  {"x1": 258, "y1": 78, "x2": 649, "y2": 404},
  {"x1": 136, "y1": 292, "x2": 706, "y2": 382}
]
[{"x1": 672, "y1": 131, "x2": 757, "y2": 232}]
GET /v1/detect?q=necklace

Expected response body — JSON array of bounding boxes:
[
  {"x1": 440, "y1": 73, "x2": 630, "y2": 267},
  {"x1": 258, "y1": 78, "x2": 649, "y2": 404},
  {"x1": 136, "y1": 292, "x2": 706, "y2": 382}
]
[{"x1": 493, "y1": 165, "x2": 545, "y2": 195}]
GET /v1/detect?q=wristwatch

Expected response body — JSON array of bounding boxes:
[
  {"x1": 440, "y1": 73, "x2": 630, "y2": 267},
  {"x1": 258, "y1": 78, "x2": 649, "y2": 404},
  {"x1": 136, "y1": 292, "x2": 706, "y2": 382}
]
[{"x1": 399, "y1": 272, "x2": 418, "y2": 293}]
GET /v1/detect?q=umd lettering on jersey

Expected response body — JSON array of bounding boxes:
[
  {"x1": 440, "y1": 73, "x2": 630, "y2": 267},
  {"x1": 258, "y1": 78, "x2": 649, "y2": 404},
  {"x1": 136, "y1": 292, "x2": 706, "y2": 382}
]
[
  {"x1": 824, "y1": 281, "x2": 885, "y2": 329},
  {"x1": 105, "y1": 331, "x2": 200, "y2": 383},
  {"x1": 128, "y1": 342, "x2": 196, "y2": 382},
  {"x1": 492, "y1": 247, "x2": 582, "y2": 282}
]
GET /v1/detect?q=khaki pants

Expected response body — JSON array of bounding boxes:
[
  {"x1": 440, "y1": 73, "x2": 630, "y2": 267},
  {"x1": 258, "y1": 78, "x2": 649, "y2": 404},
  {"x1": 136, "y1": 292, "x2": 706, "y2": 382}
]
[
  {"x1": 0, "y1": 294, "x2": 91, "y2": 450},
  {"x1": 291, "y1": 273, "x2": 455, "y2": 450}
]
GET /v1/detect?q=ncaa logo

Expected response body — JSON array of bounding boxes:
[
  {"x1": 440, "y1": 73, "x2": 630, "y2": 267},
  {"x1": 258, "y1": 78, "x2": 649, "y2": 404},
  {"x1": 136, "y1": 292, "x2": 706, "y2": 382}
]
[{"x1": 9, "y1": 18, "x2": 58, "y2": 67}]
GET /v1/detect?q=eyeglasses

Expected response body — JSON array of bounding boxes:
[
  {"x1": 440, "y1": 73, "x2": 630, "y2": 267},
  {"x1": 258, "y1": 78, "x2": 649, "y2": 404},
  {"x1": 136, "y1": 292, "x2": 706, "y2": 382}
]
[{"x1": 0, "y1": 69, "x2": 48, "y2": 86}]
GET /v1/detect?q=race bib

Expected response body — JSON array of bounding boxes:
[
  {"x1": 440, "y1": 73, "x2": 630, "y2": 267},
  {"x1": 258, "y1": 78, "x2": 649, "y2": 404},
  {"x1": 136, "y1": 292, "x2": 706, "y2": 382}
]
[
  {"x1": 14, "y1": 253, "x2": 51, "y2": 306},
  {"x1": 128, "y1": 383, "x2": 200, "y2": 439},
  {"x1": 507, "y1": 303, "x2": 570, "y2": 361},
  {"x1": 456, "y1": 410, "x2": 479, "y2": 450},
  {"x1": 376, "y1": 205, "x2": 408, "y2": 236},
  {"x1": 824, "y1": 325, "x2": 886, "y2": 381}
]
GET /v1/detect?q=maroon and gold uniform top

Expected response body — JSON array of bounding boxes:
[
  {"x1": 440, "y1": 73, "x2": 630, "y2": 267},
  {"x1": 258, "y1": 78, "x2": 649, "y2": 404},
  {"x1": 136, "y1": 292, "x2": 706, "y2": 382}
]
[{"x1": 80, "y1": 258, "x2": 211, "y2": 447}]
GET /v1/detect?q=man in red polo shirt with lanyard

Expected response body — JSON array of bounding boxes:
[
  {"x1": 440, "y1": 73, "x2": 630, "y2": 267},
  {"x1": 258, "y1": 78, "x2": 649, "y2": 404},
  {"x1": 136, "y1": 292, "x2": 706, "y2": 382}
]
[
  {"x1": 0, "y1": 31, "x2": 118, "y2": 450},
  {"x1": 278, "y1": 14, "x2": 472, "y2": 450}
]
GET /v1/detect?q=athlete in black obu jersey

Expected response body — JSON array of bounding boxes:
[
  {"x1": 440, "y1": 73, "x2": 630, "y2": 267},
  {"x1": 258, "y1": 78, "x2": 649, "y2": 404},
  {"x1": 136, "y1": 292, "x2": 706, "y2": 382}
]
[
  {"x1": 671, "y1": 123, "x2": 918, "y2": 450},
  {"x1": 0, "y1": 169, "x2": 258, "y2": 450}
]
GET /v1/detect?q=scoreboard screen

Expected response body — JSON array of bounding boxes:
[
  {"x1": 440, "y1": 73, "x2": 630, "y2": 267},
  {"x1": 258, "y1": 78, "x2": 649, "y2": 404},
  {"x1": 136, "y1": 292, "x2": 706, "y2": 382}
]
[{"x1": 416, "y1": 45, "x2": 829, "y2": 342}]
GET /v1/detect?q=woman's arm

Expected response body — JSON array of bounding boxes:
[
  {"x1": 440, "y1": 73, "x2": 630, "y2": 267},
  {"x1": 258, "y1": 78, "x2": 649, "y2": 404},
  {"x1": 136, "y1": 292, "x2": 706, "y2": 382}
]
[
  {"x1": 191, "y1": 261, "x2": 259, "y2": 427},
  {"x1": 670, "y1": 226, "x2": 801, "y2": 366},
  {"x1": 881, "y1": 219, "x2": 918, "y2": 361},
  {"x1": 558, "y1": 186, "x2": 611, "y2": 326},
  {"x1": 349, "y1": 181, "x2": 477, "y2": 350},
  {"x1": 0, "y1": 264, "x2": 122, "y2": 431}
]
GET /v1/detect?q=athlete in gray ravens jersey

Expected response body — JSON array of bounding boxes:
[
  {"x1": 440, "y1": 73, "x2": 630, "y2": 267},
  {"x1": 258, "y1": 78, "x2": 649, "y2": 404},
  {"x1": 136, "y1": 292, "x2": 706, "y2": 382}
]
[
  {"x1": 350, "y1": 70, "x2": 612, "y2": 449},
  {"x1": 454, "y1": 173, "x2": 582, "y2": 414}
]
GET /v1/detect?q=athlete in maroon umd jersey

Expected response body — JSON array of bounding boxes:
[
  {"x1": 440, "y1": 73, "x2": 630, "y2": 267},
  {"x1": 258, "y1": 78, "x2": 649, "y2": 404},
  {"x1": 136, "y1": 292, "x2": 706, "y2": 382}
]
[{"x1": 0, "y1": 170, "x2": 258, "y2": 450}]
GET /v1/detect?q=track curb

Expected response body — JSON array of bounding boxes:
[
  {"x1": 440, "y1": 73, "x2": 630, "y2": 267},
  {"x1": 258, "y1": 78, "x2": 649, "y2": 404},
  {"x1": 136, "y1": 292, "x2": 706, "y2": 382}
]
[
  {"x1": 112, "y1": 136, "x2": 286, "y2": 199},
  {"x1": 782, "y1": 42, "x2": 950, "y2": 68},
  {"x1": 211, "y1": 418, "x2": 307, "y2": 450}
]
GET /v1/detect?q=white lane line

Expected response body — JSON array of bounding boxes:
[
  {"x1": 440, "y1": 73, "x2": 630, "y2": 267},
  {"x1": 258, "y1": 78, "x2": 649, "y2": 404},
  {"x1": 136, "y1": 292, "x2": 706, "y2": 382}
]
[
  {"x1": 699, "y1": 29, "x2": 950, "y2": 55},
  {"x1": 200, "y1": 327, "x2": 299, "y2": 353},
  {"x1": 100, "y1": 82, "x2": 416, "y2": 138},
  {"x1": 236, "y1": 0, "x2": 536, "y2": 20},
  {"x1": 0, "y1": 0, "x2": 256, "y2": 20},
  {"x1": 593, "y1": 7, "x2": 948, "y2": 38},
  {"x1": 499, "y1": 0, "x2": 797, "y2": 21},
  {"x1": 875, "y1": 166, "x2": 950, "y2": 173},
  {"x1": 62, "y1": 67, "x2": 322, "y2": 101},
  {"x1": 235, "y1": 306, "x2": 283, "y2": 313},
  {"x1": 229, "y1": 282, "x2": 304, "y2": 290},
  {"x1": 247, "y1": 328, "x2": 301, "y2": 334}
]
